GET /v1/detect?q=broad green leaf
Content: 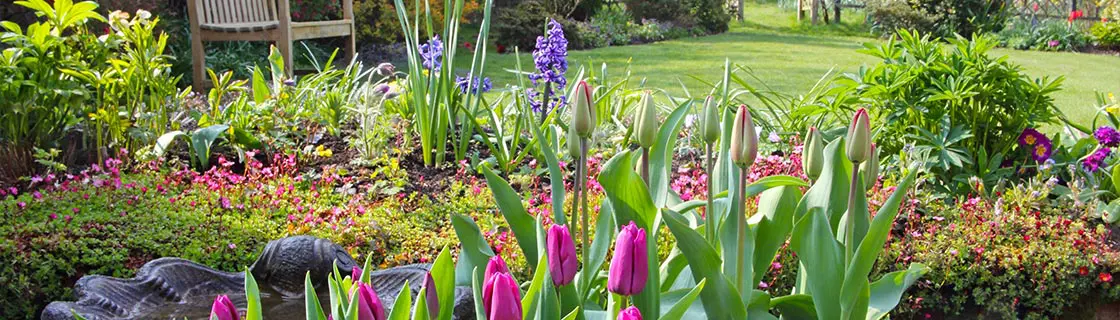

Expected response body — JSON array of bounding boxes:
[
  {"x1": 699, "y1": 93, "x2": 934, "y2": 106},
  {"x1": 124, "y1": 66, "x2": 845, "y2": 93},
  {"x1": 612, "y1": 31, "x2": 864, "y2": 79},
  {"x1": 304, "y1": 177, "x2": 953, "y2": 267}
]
[
  {"x1": 387, "y1": 280, "x2": 413, "y2": 320},
  {"x1": 867, "y1": 264, "x2": 929, "y2": 320},
  {"x1": 663, "y1": 209, "x2": 746, "y2": 319},
  {"x1": 837, "y1": 175, "x2": 869, "y2": 256},
  {"x1": 598, "y1": 150, "x2": 658, "y2": 230},
  {"x1": 660, "y1": 278, "x2": 706, "y2": 320},
  {"x1": 746, "y1": 290, "x2": 777, "y2": 320},
  {"x1": 770, "y1": 294, "x2": 817, "y2": 319},
  {"x1": 527, "y1": 113, "x2": 566, "y2": 226},
  {"x1": 563, "y1": 307, "x2": 583, "y2": 320},
  {"x1": 192, "y1": 124, "x2": 229, "y2": 169},
  {"x1": 451, "y1": 214, "x2": 495, "y2": 286},
  {"x1": 751, "y1": 185, "x2": 802, "y2": 286},
  {"x1": 245, "y1": 268, "x2": 263, "y2": 320},
  {"x1": 522, "y1": 257, "x2": 549, "y2": 319},
  {"x1": 840, "y1": 168, "x2": 919, "y2": 320},
  {"x1": 252, "y1": 66, "x2": 268, "y2": 104},
  {"x1": 480, "y1": 165, "x2": 538, "y2": 268},
  {"x1": 153, "y1": 131, "x2": 185, "y2": 158},
  {"x1": 306, "y1": 272, "x2": 327, "y2": 320},
  {"x1": 431, "y1": 247, "x2": 456, "y2": 320},
  {"x1": 797, "y1": 139, "x2": 853, "y2": 231},
  {"x1": 650, "y1": 103, "x2": 691, "y2": 207},
  {"x1": 413, "y1": 286, "x2": 431, "y2": 320},
  {"x1": 579, "y1": 199, "x2": 615, "y2": 300},
  {"x1": 790, "y1": 208, "x2": 843, "y2": 318},
  {"x1": 472, "y1": 268, "x2": 487, "y2": 320}
]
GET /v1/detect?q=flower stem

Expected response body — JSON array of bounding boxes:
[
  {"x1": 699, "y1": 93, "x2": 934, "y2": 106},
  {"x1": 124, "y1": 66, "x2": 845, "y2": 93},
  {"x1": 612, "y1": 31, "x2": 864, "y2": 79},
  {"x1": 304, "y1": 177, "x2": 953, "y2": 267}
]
[
  {"x1": 735, "y1": 165, "x2": 748, "y2": 297},
  {"x1": 580, "y1": 138, "x2": 591, "y2": 276},
  {"x1": 844, "y1": 163, "x2": 862, "y2": 266},
  {"x1": 640, "y1": 147, "x2": 650, "y2": 184},
  {"x1": 705, "y1": 143, "x2": 716, "y2": 244},
  {"x1": 541, "y1": 82, "x2": 552, "y2": 125}
]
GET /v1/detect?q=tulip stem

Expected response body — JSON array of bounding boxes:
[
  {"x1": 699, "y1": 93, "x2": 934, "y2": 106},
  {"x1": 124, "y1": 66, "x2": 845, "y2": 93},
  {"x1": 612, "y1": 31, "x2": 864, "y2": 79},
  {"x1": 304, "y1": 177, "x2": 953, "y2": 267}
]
[
  {"x1": 844, "y1": 163, "x2": 862, "y2": 266},
  {"x1": 704, "y1": 143, "x2": 715, "y2": 244},
  {"x1": 640, "y1": 147, "x2": 650, "y2": 183},
  {"x1": 735, "y1": 165, "x2": 748, "y2": 298},
  {"x1": 579, "y1": 138, "x2": 591, "y2": 277}
]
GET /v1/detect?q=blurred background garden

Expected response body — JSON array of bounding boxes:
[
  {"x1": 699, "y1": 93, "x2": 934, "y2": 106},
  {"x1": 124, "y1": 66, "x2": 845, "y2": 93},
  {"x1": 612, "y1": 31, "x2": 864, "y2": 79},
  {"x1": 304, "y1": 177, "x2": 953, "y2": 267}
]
[{"x1": 2, "y1": 0, "x2": 1120, "y2": 318}]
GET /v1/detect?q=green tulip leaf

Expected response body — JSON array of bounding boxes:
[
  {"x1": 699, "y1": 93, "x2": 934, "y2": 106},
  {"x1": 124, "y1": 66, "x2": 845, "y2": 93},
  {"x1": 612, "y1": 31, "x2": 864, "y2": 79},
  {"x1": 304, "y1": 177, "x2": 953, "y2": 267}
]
[
  {"x1": 839, "y1": 167, "x2": 918, "y2": 320},
  {"x1": 451, "y1": 214, "x2": 495, "y2": 286},
  {"x1": 790, "y1": 207, "x2": 843, "y2": 318},
  {"x1": 751, "y1": 185, "x2": 802, "y2": 286},
  {"x1": 388, "y1": 280, "x2": 413, "y2": 320},
  {"x1": 770, "y1": 294, "x2": 817, "y2": 319},
  {"x1": 650, "y1": 102, "x2": 691, "y2": 207},
  {"x1": 305, "y1": 272, "x2": 327, "y2": 320},
  {"x1": 245, "y1": 268, "x2": 263, "y2": 320},
  {"x1": 579, "y1": 201, "x2": 615, "y2": 304},
  {"x1": 747, "y1": 290, "x2": 778, "y2": 320},
  {"x1": 867, "y1": 264, "x2": 929, "y2": 320},
  {"x1": 431, "y1": 247, "x2": 456, "y2": 320},
  {"x1": 599, "y1": 149, "x2": 658, "y2": 230},
  {"x1": 659, "y1": 278, "x2": 706, "y2": 320},
  {"x1": 480, "y1": 165, "x2": 538, "y2": 268},
  {"x1": 413, "y1": 286, "x2": 430, "y2": 320},
  {"x1": 527, "y1": 115, "x2": 566, "y2": 226},
  {"x1": 663, "y1": 209, "x2": 747, "y2": 319}
]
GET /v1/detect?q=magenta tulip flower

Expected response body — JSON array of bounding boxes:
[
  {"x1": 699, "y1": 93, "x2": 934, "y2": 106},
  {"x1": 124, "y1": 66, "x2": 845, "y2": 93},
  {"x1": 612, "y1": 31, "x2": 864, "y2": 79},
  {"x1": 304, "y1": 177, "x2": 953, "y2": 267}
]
[
  {"x1": 352, "y1": 266, "x2": 363, "y2": 282},
  {"x1": 608, "y1": 221, "x2": 649, "y2": 296},
  {"x1": 547, "y1": 224, "x2": 578, "y2": 286},
  {"x1": 617, "y1": 306, "x2": 643, "y2": 320},
  {"x1": 356, "y1": 282, "x2": 387, "y2": 320},
  {"x1": 422, "y1": 272, "x2": 440, "y2": 319},
  {"x1": 209, "y1": 295, "x2": 240, "y2": 320},
  {"x1": 483, "y1": 272, "x2": 523, "y2": 320},
  {"x1": 485, "y1": 255, "x2": 510, "y2": 281}
]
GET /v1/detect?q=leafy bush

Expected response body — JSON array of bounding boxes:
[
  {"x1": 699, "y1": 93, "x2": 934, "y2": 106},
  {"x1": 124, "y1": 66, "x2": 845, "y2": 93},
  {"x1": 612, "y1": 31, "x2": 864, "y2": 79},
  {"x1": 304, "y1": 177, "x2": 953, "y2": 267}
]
[
  {"x1": 838, "y1": 30, "x2": 1063, "y2": 191},
  {"x1": 1093, "y1": 22, "x2": 1120, "y2": 48},
  {"x1": 620, "y1": 0, "x2": 729, "y2": 34},
  {"x1": 354, "y1": 0, "x2": 480, "y2": 44},
  {"x1": 685, "y1": 0, "x2": 731, "y2": 34},
  {"x1": 867, "y1": 0, "x2": 1007, "y2": 38},
  {"x1": 998, "y1": 19, "x2": 1093, "y2": 51}
]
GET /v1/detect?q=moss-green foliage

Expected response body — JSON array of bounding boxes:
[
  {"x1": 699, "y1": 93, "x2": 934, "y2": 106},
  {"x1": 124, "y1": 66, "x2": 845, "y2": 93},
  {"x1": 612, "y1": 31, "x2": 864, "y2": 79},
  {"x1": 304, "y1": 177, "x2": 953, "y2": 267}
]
[{"x1": 1092, "y1": 22, "x2": 1120, "y2": 48}]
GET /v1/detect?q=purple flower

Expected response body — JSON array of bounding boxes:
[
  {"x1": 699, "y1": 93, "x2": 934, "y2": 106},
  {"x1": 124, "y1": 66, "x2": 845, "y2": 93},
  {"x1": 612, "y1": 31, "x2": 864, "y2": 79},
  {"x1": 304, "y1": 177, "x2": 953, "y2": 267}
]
[
  {"x1": 419, "y1": 36, "x2": 443, "y2": 72},
  {"x1": 421, "y1": 272, "x2": 439, "y2": 319},
  {"x1": 209, "y1": 295, "x2": 240, "y2": 320},
  {"x1": 1018, "y1": 128, "x2": 1044, "y2": 146},
  {"x1": 220, "y1": 196, "x2": 232, "y2": 209},
  {"x1": 355, "y1": 282, "x2": 387, "y2": 320},
  {"x1": 1096, "y1": 126, "x2": 1120, "y2": 147},
  {"x1": 529, "y1": 19, "x2": 568, "y2": 90},
  {"x1": 1084, "y1": 147, "x2": 1112, "y2": 172},
  {"x1": 617, "y1": 306, "x2": 643, "y2": 320},
  {"x1": 455, "y1": 75, "x2": 493, "y2": 94},
  {"x1": 608, "y1": 221, "x2": 649, "y2": 296},
  {"x1": 1048, "y1": 40, "x2": 1060, "y2": 47},
  {"x1": 527, "y1": 88, "x2": 567, "y2": 113},
  {"x1": 482, "y1": 272, "x2": 522, "y2": 320},
  {"x1": 546, "y1": 224, "x2": 577, "y2": 286}
]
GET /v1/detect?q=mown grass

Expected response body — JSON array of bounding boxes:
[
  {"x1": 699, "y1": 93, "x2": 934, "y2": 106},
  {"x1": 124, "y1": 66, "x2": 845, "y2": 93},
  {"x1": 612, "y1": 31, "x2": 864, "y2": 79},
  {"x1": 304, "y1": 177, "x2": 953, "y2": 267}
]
[{"x1": 451, "y1": 2, "x2": 1119, "y2": 124}]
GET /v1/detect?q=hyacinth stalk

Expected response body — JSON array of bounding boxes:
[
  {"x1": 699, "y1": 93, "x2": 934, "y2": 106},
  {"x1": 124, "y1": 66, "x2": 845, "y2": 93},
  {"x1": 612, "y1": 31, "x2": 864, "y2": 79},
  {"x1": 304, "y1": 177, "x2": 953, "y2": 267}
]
[
  {"x1": 699, "y1": 96, "x2": 720, "y2": 243},
  {"x1": 729, "y1": 104, "x2": 757, "y2": 297}
]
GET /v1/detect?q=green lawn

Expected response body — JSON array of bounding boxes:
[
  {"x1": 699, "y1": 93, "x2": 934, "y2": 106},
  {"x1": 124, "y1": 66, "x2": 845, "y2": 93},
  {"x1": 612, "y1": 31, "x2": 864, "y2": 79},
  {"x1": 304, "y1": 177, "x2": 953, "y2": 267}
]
[{"x1": 456, "y1": 3, "x2": 1120, "y2": 124}]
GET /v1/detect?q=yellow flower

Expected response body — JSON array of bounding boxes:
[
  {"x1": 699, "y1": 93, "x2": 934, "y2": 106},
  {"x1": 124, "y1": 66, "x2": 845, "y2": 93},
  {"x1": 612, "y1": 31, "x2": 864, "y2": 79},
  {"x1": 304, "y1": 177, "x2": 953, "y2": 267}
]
[
  {"x1": 1108, "y1": 104, "x2": 1120, "y2": 117},
  {"x1": 1023, "y1": 135, "x2": 1037, "y2": 145},
  {"x1": 315, "y1": 145, "x2": 333, "y2": 158}
]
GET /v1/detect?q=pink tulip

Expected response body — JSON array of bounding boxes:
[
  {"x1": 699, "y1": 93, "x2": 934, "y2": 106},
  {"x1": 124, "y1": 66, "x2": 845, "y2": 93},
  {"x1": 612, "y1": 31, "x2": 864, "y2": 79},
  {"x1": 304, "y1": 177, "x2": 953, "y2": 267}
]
[
  {"x1": 617, "y1": 306, "x2": 643, "y2": 320},
  {"x1": 352, "y1": 266, "x2": 362, "y2": 283},
  {"x1": 422, "y1": 272, "x2": 440, "y2": 319},
  {"x1": 209, "y1": 295, "x2": 240, "y2": 320},
  {"x1": 483, "y1": 272, "x2": 523, "y2": 320},
  {"x1": 485, "y1": 255, "x2": 510, "y2": 281},
  {"x1": 608, "y1": 221, "x2": 649, "y2": 296},
  {"x1": 355, "y1": 282, "x2": 386, "y2": 320},
  {"x1": 546, "y1": 224, "x2": 578, "y2": 286}
]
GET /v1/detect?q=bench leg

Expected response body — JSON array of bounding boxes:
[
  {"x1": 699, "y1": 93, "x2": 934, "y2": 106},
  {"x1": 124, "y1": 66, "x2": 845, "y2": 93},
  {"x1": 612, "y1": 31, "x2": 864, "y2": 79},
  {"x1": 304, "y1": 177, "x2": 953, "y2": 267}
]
[
  {"x1": 346, "y1": 24, "x2": 356, "y2": 63},
  {"x1": 191, "y1": 33, "x2": 206, "y2": 92}
]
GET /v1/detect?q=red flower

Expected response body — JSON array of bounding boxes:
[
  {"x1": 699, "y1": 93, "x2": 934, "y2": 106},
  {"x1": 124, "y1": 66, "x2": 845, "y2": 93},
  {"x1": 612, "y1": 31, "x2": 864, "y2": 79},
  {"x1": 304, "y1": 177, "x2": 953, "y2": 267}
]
[
  {"x1": 496, "y1": 44, "x2": 507, "y2": 54},
  {"x1": 1100, "y1": 272, "x2": 1113, "y2": 283},
  {"x1": 1080, "y1": 266, "x2": 1090, "y2": 276},
  {"x1": 1069, "y1": 10, "x2": 1083, "y2": 22},
  {"x1": 463, "y1": 41, "x2": 473, "y2": 49},
  {"x1": 1032, "y1": 3, "x2": 1039, "y2": 11}
]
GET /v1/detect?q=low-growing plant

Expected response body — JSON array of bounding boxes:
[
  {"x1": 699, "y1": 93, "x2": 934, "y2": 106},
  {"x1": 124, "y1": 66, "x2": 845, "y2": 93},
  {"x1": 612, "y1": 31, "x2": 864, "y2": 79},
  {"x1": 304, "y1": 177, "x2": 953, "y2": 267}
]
[{"x1": 1092, "y1": 22, "x2": 1120, "y2": 48}]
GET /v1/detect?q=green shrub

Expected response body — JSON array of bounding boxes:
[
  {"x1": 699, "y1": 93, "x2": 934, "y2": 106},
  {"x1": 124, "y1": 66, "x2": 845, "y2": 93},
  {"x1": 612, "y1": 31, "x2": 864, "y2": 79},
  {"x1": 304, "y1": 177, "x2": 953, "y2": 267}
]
[
  {"x1": 684, "y1": 0, "x2": 730, "y2": 34},
  {"x1": 620, "y1": 0, "x2": 728, "y2": 34},
  {"x1": 838, "y1": 30, "x2": 1062, "y2": 191},
  {"x1": 1092, "y1": 22, "x2": 1120, "y2": 48},
  {"x1": 867, "y1": 0, "x2": 1007, "y2": 38},
  {"x1": 492, "y1": 2, "x2": 588, "y2": 50}
]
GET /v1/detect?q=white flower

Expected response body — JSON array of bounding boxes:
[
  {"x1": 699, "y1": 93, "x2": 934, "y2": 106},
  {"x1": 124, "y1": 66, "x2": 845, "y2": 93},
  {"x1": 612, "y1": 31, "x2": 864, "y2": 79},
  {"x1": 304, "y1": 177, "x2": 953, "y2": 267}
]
[{"x1": 136, "y1": 9, "x2": 152, "y2": 20}]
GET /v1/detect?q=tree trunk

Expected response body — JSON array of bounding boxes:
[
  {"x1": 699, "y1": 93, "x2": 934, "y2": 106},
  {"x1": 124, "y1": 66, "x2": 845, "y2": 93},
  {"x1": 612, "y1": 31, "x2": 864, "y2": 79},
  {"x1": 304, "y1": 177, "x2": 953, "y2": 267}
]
[
  {"x1": 810, "y1": 0, "x2": 820, "y2": 24},
  {"x1": 738, "y1": 0, "x2": 745, "y2": 21},
  {"x1": 833, "y1": 0, "x2": 841, "y2": 24}
]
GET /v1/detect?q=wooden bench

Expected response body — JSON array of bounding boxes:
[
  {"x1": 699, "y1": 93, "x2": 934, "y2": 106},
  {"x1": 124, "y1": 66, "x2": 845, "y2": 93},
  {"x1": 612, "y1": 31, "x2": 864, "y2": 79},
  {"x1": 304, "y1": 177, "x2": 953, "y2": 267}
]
[{"x1": 187, "y1": 0, "x2": 356, "y2": 90}]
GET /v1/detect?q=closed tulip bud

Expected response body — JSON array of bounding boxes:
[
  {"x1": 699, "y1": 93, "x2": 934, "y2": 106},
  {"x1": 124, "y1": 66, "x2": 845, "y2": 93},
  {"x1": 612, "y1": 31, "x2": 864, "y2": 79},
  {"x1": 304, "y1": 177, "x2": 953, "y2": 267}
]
[
  {"x1": 355, "y1": 282, "x2": 387, "y2": 320},
  {"x1": 861, "y1": 144, "x2": 879, "y2": 190},
  {"x1": 485, "y1": 255, "x2": 510, "y2": 282},
  {"x1": 351, "y1": 266, "x2": 362, "y2": 283},
  {"x1": 209, "y1": 295, "x2": 240, "y2": 320},
  {"x1": 846, "y1": 108, "x2": 872, "y2": 163},
  {"x1": 700, "y1": 96, "x2": 720, "y2": 144},
  {"x1": 804, "y1": 127, "x2": 825, "y2": 181},
  {"x1": 375, "y1": 62, "x2": 395, "y2": 76},
  {"x1": 422, "y1": 272, "x2": 439, "y2": 319},
  {"x1": 729, "y1": 105, "x2": 758, "y2": 168},
  {"x1": 617, "y1": 306, "x2": 643, "y2": 320},
  {"x1": 608, "y1": 221, "x2": 649, "y2": 296},
  {"x1": 547, "y1": 224, "x2": 578, "y2": 286},
  {"x1": 482, "y1": 272, "x2": 523, "y2": 320},
  {"x1": 567, "y1": 125, "x2": 581, "y2": 157},
  {"x1": 573, "y1": 80, "x2": 596, "y2": 138},
  {"x1": 634, "y1": 91, "x2": 659, "y2": 149}
]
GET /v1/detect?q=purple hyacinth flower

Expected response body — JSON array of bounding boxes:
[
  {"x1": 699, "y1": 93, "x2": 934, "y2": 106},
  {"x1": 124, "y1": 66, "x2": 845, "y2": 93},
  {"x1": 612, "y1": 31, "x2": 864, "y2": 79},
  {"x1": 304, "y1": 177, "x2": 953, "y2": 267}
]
[
  {"x1": 1096, "y1": 126, "x2": 1120, "y2": 147},
  {"x1": 419, "y1": 36, "x2": 443, "y2": 72},
  {"x1": 1084, "y1": 147, "x2": 1112, "y2": 172}
]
